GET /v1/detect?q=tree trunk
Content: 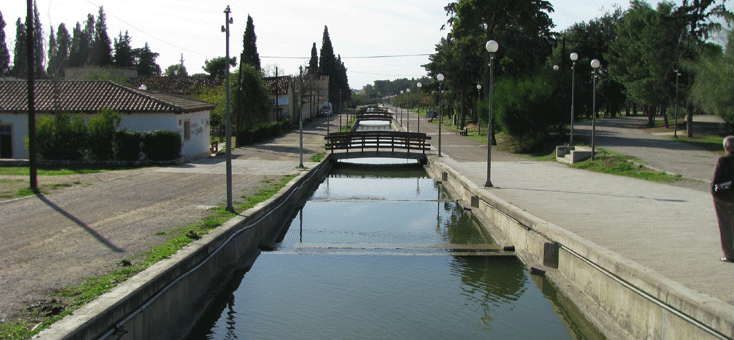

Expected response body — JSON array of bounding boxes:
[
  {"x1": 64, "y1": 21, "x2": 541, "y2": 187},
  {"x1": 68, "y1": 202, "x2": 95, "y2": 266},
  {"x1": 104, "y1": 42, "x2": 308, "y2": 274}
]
[
  {"x1": 686, "y1": 103, "x2": 695, "y2": 138},
  {"x1": 646, "y1": 105, "x2": 655, "y2": 128},
  {"x1": 625, "y1": 98, "x2": 630, "y2": 116},
  {"x1": 632, "y1": 102, "x2": 637, "y2": 116},
  {"x1": 460, "y1": 88, "x2": 467, "y2": 130},
  {"x1": 661, "y1": 106, "x2": 669, "y2": 128}
]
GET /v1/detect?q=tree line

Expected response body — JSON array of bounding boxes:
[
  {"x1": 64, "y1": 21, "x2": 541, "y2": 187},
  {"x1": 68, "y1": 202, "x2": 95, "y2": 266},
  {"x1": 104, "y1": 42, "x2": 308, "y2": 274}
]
[
  {"x1": 364, "y1": 0, "x2": 731, "y2": 152},
  {"x1": 0, "y1": 4, "x2": 162, "y2": 79}
]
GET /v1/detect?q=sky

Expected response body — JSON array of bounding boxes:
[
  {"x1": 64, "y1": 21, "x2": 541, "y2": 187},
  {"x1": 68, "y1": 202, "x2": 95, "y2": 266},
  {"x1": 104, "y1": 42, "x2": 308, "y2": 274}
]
[{"x1": 2, "y1": 0, "x2": 688, "y2": 90}]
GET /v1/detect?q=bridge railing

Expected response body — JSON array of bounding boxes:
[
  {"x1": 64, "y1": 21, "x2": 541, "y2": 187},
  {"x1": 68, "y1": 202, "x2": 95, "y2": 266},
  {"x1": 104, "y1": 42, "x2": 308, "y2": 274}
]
[
  {"x1": 355, "y1": 112, "x2": 393, "y2": 121},
  {"x1": 324, "y1": 131, "x2": 431, "y2": 156}
]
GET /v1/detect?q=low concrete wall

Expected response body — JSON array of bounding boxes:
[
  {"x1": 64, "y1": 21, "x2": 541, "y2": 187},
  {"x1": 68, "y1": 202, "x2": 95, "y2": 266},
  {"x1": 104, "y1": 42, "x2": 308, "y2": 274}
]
[
  {"x1": 426, "y1": 157, "x2": 733, "y2": 340},
  {"x1": 37, "y1": 158, "x2": 333, "y2": 340}
]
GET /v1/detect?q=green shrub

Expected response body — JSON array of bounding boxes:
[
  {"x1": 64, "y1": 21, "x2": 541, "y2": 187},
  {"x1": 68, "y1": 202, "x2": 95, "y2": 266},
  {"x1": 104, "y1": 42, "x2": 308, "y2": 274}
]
[
  {"x1": 88, "y1": 110, "x2": 121, "y2": 160},
  {"x1": 237, "y1": 119, "x2": 291, "y2": 146},
  {"x1": 141, "y1": 130, "x2": 182, "y2": 161},
  {"x1": 35, "y1": 113, "x2": 88, "y2": 160},
  {"x1": 116, "y1": 130, "x2": 142, "y2": 161}
]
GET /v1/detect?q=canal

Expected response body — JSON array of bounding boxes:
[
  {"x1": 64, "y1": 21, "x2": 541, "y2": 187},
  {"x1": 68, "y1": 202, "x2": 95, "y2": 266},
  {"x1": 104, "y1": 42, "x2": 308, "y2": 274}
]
[{"x1": 186, "y1": 160, "x2": 605, "y2": 339}]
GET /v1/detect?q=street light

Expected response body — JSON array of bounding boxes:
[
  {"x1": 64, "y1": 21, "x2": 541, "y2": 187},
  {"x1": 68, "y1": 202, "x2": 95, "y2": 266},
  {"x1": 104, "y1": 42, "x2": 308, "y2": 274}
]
[
  {"x1": 476, "y1": 84, "x2": 482, "y2": 136},
  {"x1": 417, "y1": 82, "x2": 422, "y2": 133},
  {"x1": 570, "y1": 52, "x2": 578, "y2": 145},
  {"x1": 553, "y1": 65, "x2": 559, "y2": 71},
  {"x1": 437, "y1": 73, "x2": 445, "y2": 156},
  {"x1": 222, "y1": 5, "x2": 234, "y2": 213},
  {"x1": 590, "y1": 58, "x2": 601, "y2": 161},
  {"x1": 485, "y1": 40, "x2": 498, "y2": 188},
  {"x1": 400, "y1": 90, "x2": 404, "y2": 126},
  {"x1": 406, "y1": 88, "x2": 411, "y2": 131},
  {"x1": 674, "y1": 69, "x2": 681, "y2": 138}
]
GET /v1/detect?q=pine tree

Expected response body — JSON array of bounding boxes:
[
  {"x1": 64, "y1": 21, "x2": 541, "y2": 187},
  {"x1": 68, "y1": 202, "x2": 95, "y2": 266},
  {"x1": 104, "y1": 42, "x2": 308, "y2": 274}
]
[
  {"x1": 93, "y1": 6, "x2": 113, "y2": 66},
  {"x1": 307, "y1": 42, "x2": 318, "y2": 75},
  {"x1": 0, "y1": 12, "x2": 10, "y2": 76},
  {"x1": 11, "y1": 18, "x2": 27, "y2": 78},
  {"x1": 134, "y1": 43, "x2": 161, "y2": 76},
  {"x1": 241, "y1": 15, "x2": 260, "y2": 70},
  {"x1": 113, "y1": 31, "x2": 134, "y2": 68}
]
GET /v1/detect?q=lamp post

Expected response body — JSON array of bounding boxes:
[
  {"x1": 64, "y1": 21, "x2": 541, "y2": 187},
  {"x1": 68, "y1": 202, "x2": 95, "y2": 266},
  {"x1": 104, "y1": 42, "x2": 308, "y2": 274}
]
[
  {"x1": 437, "y1": 73, "x2": 445, "y2": 156},
  {"x1": 222, "y1": 5, "x2": 235, "y2": 213},
  {"x1": 485, "y1": 40, "x2": 498, "y2": 188},
  {"x1": 673, "y1": 69, "x2": 680, "y2": 138},
  {"x1": 570, "y1": 52, "x2": 578, "y2": 145},
  {"x1": 476, "y1": 84, "x2": 482, "y2": 136},
  {"x1": 406, "y1": 88, "x2": 411, "y2": 131},
  {"x1": 400, "y1": 90, "x2": 404, "y2": 126},
  {"x1": 591, "y1": 59, "x2": 601, "y2": 161},
  {"x1": 417, "y1": 82, "x2": 422, "y2": 133}
]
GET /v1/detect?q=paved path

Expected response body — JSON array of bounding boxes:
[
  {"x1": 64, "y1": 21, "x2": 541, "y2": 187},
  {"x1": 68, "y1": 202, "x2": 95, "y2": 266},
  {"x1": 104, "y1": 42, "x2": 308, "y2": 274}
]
[
  {"x1": 574, "y1": 116, "x2": 719, "y2": 186},
  {"x1": 0, "y1": 117, "x2": 332, "y2": 324},
  {"x1": 397, "y1": 107, "x2": 734, "y2": 310}
]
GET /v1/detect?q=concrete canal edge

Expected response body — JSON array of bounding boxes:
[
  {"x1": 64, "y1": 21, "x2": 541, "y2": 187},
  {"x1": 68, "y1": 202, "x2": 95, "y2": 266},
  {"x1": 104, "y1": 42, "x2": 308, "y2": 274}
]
[
  {"x1": 426, "y1": 156, "x2": 734, "y2": 340},
  {"x1": 36, "y1": 158, "x2": 333, "y2": 340}
]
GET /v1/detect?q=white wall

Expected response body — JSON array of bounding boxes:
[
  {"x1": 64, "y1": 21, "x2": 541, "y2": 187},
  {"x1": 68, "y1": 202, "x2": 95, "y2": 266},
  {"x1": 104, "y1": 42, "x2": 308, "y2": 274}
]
[{"x1": 0, "y1": 111, "x2": 211, "y2": 160}]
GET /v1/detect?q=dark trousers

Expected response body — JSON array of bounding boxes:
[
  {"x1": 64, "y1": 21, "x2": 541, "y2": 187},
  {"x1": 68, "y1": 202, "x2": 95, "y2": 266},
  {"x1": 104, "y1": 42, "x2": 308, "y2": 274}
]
[{"x1": 714, "y1": 197, "x2": 734, "y2": 259}]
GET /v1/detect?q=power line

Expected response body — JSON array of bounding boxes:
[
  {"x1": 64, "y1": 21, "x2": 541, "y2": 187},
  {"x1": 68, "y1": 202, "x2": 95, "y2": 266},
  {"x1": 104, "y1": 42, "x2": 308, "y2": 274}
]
[{"x1": 261, "y1": 53, "x2": 431, "y2": 60}]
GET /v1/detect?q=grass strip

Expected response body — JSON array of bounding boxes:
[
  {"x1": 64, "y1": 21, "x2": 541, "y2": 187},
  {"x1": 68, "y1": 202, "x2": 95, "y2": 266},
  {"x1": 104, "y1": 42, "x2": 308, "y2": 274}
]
[
  {"x1": 570, "y1": 149, "x2": 683, "y2": 183},
  {"x1": 0, "y1": 166, "x2": 109, "y2": 176},
  {"x1": 0, "y1": 174, "x2": 297, "y2": 339}
]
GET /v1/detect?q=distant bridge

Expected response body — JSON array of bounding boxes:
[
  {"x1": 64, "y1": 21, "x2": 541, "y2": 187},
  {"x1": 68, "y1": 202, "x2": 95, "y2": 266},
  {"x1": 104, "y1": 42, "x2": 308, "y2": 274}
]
[{"x1": 324, "y1": 131, "x2": 431, "y2": 161}]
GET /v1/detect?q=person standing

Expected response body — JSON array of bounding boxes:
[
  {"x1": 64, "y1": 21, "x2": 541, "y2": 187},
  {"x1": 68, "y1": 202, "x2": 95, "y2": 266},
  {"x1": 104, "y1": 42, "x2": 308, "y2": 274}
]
[{"x1": 712, "y1": 136, "x2": 734, "y2": 262}]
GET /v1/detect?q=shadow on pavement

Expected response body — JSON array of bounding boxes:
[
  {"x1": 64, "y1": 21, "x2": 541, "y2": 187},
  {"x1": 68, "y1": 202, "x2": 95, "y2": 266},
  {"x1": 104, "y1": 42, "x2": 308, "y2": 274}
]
[{"x1": 35, "y1": 193, "x2": 125, "y2": 253}]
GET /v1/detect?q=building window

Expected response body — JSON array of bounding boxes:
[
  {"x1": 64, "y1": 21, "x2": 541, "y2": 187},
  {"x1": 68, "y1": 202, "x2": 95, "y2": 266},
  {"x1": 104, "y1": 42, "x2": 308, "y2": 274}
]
[{"x1": 184, "y1": 119, "x2": 191, "y2": 141}]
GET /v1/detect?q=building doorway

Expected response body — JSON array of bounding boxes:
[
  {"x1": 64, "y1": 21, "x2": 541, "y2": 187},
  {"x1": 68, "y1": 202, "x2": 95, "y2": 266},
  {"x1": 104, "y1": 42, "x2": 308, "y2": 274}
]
[{"x1": 0, "y1": 124, "x2": 12, "y2": 158}]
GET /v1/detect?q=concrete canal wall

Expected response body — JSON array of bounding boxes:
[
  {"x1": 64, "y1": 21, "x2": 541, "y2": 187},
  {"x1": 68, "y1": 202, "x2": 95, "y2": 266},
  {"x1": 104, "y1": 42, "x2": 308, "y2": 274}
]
[
  {"x1": 37, "y1": 159, "x2": 332, "y2": 340},
  {"x1": 426, "y1": 157, "x2": 729, "y2": 340}
]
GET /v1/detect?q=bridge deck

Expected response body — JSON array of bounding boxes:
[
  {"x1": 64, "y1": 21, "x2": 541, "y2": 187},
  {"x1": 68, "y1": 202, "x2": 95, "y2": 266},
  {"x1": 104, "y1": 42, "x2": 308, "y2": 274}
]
[{"x1": 325, "y1": 131, "x2": 431, "y2": 160}]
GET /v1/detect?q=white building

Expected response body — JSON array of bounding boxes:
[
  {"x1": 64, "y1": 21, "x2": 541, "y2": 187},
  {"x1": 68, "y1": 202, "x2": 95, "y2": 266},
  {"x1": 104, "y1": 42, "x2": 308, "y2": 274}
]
[{"x1": 0, "y1": 80, "x2": 215, "y2": 159}]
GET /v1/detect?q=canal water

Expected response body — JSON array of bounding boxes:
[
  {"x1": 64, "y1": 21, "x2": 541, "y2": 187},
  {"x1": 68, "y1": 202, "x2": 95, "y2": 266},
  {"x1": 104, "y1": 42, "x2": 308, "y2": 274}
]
[{"x1": 186, "y1": 161, "x2": 605, "y2": 339}]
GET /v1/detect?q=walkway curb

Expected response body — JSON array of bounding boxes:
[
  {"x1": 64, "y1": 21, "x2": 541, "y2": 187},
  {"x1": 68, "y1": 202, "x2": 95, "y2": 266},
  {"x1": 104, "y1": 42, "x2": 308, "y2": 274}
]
[{"x1": 428, "y1": 155, "x2": 734, "y2": 340}]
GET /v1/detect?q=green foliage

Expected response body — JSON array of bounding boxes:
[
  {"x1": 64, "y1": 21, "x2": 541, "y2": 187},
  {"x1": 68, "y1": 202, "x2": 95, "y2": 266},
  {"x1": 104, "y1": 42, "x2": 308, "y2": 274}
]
[
  {"x1": 88, "y1": 110, "x2": 121, "y2": 160},
  {"x1": 237, "y1": 119, "x2": 291, "y2": 146},
  {"x1": 115, "y1": 130, "x2": 142, "y2": 161},
  {"x1": 35, "y1": 113, "x2": 89, "y2": 160},
  {"x1": 491, "y1": 72, "x2": 564, "y2": 151},
  {"x1": 241, "y1": 15, "x2": 261, "y2": 70},
  {"x1": 141, "y1": 130, "x2": 182, "y2": 161},
  {"x1": 203, "y1": 56, "x2": 237, "y2": 77},
  {"x1": 689, "y1": 29, "x2": 734, "y2": 122},
  {"x1": 235, "y1": 63, "x2": 272, "y2": 133},
  {"x1": 0, "y1": 12, "x2": 9, "y2": 76}
]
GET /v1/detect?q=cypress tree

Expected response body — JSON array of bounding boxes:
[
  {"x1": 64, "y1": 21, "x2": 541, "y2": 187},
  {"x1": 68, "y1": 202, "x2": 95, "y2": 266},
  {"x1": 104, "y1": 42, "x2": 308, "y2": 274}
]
[
  {"x1": 241, "y1": 15, "x2": 260, "y2": 70},
  {"x1": 307, "y1": 42, "x2": 318, "y2": 75},
  {"x1": 32, "y1": 0, "x2": 45, "y2": 78},
  {"x1": 11, "y1": 18, "x2": 27, "y2": 78},
  {"x1": 0, "y1": 12, "x2": 10, "y2": 76},
  {"x1": 47, "y1": 27, "x2": 57, "y2": 75},
  {"x1": 93, "y1": 6, "x2": 113, "y2": 66},
  {"x1": 318, "y1": 26, "x2": 338, "y2": 104}
]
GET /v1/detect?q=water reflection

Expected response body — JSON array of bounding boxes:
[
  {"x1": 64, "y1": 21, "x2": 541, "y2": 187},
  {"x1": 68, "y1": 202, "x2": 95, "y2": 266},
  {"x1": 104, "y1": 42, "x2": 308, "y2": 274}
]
[{"x1": 185, "y1": 163, "x2": 604, "y2": 340}]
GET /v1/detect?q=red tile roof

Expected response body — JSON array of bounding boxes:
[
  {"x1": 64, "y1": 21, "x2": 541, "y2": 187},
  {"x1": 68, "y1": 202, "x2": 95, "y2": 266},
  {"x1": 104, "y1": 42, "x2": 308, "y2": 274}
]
[{"x1": 0, "y1": 80, "x2": 216, "y2": 114}]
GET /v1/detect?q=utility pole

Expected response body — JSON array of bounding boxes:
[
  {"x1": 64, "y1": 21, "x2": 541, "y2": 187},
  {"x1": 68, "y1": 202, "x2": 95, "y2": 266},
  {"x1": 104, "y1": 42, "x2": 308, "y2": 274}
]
[
  {"x1": 222, "y1": 6, "x2": 234, "y2": 213},
  {"x1": 27, "y1": 0, "x2": 38, "y2": 193}
]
